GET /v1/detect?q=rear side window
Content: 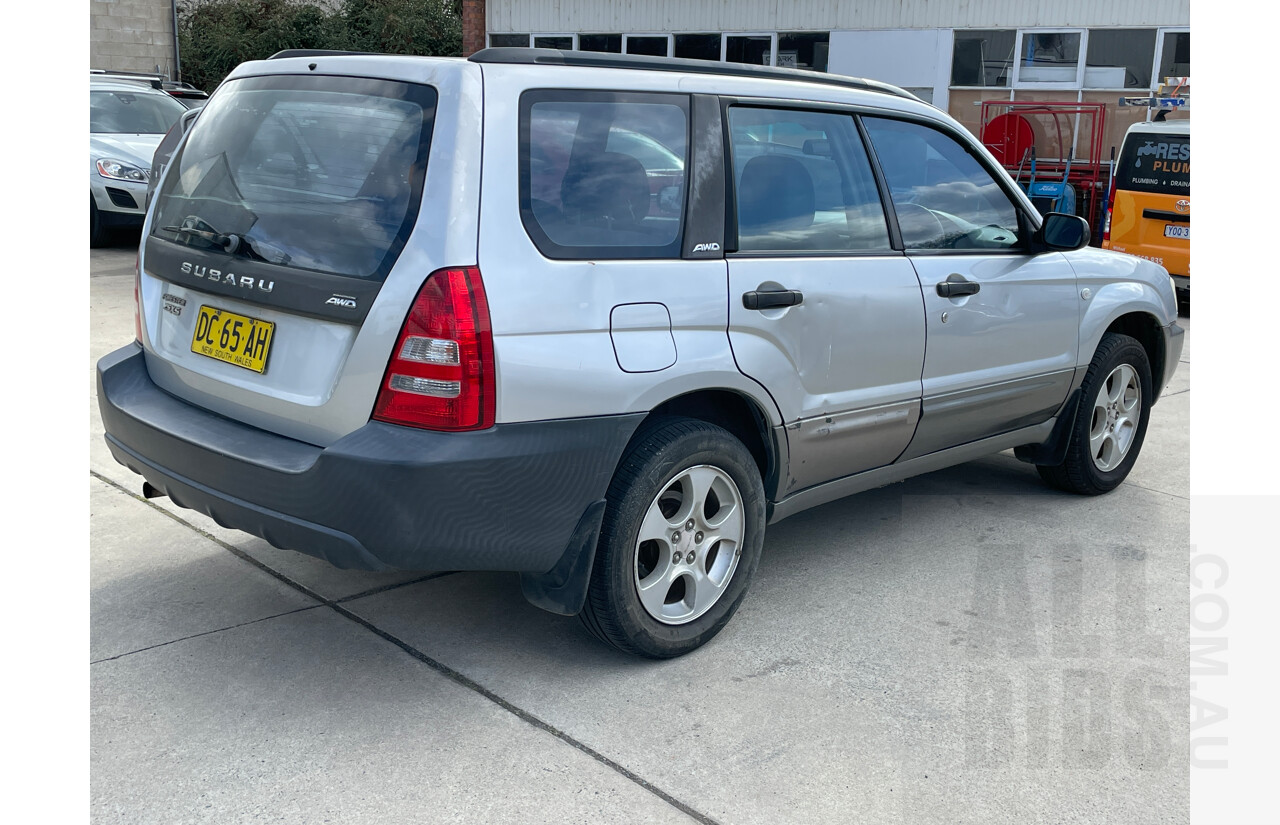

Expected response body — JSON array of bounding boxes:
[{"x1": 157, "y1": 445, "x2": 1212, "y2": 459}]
[
  {"x1": 1116, "y1": 132, "x2": 1190, "y2": 195},
  {"x1": 151, "y1": 75, "x2": 436, "y2": 280},
  {"x1": 728, "y1": 106, "x2": 889, "y2": 252},
  {"x1": 520, "y1": 91, "x2": 689, "y2": 259}
]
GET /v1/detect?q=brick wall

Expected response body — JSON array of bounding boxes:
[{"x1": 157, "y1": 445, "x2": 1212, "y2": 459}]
[
  {"x1": 91, "y1": 0, "x2": 177, "y2": 78},
  {"x1": 462, "y1": 0, "x2": 486, "y2": 56}
]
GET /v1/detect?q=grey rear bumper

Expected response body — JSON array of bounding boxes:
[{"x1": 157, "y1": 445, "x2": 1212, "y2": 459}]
[{"x1": 97, "y1": 343, "x2": 642, "y2": 575}]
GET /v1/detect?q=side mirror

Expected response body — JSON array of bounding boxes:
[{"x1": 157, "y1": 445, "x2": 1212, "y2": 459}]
[{"x1": 1035, "y1": 212, "x2": 1091, "y2": 251}]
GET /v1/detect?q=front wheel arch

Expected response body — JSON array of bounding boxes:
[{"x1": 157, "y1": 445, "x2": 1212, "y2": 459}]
[{"x1": 1102, "y1": 311, "x2": 1165, "y2": 402}]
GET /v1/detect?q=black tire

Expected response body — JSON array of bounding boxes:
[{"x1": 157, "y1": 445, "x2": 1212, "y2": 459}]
[
  {"x1": 1038, "y1": 332, "x2": 1153, "y2": 495},
  {"x1": 1176, "y1": 290, "x2": 1190, "y2": 317},
  {"x1": 579, "y1": 417, "x2": 767, "y2": 658},
  {"x1": 90, "y1": 196, "x2": 110, "y2": 248}
]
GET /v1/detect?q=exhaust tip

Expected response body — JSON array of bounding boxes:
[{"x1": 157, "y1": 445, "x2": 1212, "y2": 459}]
[{"x1": 141, "y1": 481, "x2": 166, "y2": 500}]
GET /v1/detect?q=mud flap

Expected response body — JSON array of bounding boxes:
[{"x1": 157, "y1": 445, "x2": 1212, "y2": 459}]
[{"x1": 519, "y1": 500, "x2": 607, "y2": 616}]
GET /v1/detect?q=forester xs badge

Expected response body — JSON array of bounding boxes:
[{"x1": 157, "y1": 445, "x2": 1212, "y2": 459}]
[
  {"x1": 180, "y1": 261, "x2": 275, "y2": 293},
  {"x1": 325, "y1": 294, "x2": 357, "y2": 309}
]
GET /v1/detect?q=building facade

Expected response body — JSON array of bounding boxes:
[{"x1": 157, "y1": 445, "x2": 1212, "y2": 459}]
[
  {"x1": 91, "y1": 0, "x2": 179, "y2": 79},
  {"x1": 473, "y1": 0, "x2": 1190, "y2": 154}
]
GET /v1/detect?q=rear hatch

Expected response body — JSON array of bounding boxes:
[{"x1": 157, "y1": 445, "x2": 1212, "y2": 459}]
[
  {"x1": 1109, "y1": 129, "x2": 1190, "y2": 275},
  {"x1": 138, "y1": 58, "x2": 482, "y2": 446}
]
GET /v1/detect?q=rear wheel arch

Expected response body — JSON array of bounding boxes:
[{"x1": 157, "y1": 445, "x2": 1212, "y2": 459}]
[{"x1": 637, "y1": 389, "x2": 782, "y2": 501}]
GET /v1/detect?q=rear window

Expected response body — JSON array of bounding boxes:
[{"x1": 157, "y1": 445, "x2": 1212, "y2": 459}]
[
  {"x1": 150, "y1": 75, "x2": 436, "y2": 280},
  {"x1": 1116, "y1": 132, "x2": 1189, "y2": 195}
]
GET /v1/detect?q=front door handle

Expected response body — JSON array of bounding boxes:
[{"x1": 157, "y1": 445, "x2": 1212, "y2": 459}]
[
  {"x1": 743, "y1": 288, "x2": 804, "y2": 310},
  {"x1": 936, "y1": 273, "x2": 980, "y2": 298}
]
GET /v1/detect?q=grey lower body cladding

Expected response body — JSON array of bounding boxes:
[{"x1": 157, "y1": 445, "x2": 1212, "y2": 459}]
[{"x1": 97, "y1": 343, "x2": 643, "y2": 575}]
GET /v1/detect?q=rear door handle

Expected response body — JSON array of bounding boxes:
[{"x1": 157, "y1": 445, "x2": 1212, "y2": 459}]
[
  {"x1": 936, "y1": 274, "x2": 980, "y2": 298},
  {"x1": 743, "y1": 288, "x2": 804, "y2": 310}
]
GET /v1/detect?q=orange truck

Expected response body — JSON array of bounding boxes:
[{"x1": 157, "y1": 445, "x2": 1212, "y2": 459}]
[{"x1": 1102, "y1": 120, "x2": 1190, "y2": 301}]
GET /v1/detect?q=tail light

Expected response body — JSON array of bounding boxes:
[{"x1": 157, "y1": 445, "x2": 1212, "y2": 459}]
[
  {"x1": 373, "y1": 266, "x2": 495, "y2": 431},
  {"x1": 1102, "y1": 177, "x2": 1117, "y2": 244},
  {"x1": 134, "y1": 253, "x2": 142, "y2": 343}
]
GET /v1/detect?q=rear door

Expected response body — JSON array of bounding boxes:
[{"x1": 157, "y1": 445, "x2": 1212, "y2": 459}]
[
  {"x1": 860, "y1": 115, "x2": 1078, "y2": 460},
  {"x1": 724, "y1": 103, "x2": 926, "y2": 494},
  {"x1": 138, "y1": 62, "x2": 483, "y2": 446},
  {"x1": 1105, "y1": 129, "x2": 1190, "y2": 277}
]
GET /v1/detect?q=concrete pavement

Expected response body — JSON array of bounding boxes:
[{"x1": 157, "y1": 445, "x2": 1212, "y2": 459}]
[{"x1": 90, "y1": 238, "x2": 1191, "y2": 824}]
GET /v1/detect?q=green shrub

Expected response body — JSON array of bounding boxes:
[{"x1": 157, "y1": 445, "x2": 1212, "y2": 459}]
[{"x1": 177, "y1": 0, "x2": 461, "y2": 92}]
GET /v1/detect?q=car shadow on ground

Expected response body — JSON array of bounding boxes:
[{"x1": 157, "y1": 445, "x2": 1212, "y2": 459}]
[
  {"x1": 96, "y1": 228, "x2": 142, "y2": 250},
  {"x1": 325, "y1": 451, "x2": 1073, "y2": 669}
]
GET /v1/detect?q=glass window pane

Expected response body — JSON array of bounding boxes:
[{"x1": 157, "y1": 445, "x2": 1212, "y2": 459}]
[
  {"x1": 777, "y1": 33, "x2": 830, "y2": 72},
  {"x1": 729, "y1": 108, "x2": 890, "y2": 252},
  {"x1": 674, "y1": 33, "x2": 721, "y2": 61},
  {"x1": 534, "y1": 36, "x2": 573, "y2": 50},
  {"x1": 489, "y1": 34, "x2": 530, "y2": 48},
  {"x1": 1086, "y1": 29, "x2": 1155, "y2": 88},
  {"x1": 863, "y1": 117, "x2": 1021, "y2": 251},
  {"x1": 726, "y1": 35, "x2": 772, "y2": 66},
  {"x1": 951, "y1": 30, "x2": 1015, "y2": 86},
  {"x1": 153, "y1": 77, "x2": 435, "y2": 280},
  {"x1": 1116, "y1": 133, "x2": 1189, "y2": 194},
  {"x1": 1020, "y1": 32, "x2": 1081, "y2": 83},
  {"x1": 626, "y1": 36, "x2": 669, "y2": 57},
  {"x1": 579, "y1": 34, "x2": 622, "y2": 53},
  {"x1": 523, "y1": 98, "x2": 687, "y2": 254},
  {"x1": 1158, "y1": 32, "x2": 1190, "y2": 80}
]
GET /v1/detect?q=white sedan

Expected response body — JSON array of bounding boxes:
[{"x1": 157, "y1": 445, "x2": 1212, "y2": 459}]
[{"x1": 90, "y1": 78, "x2": 187, "y2": 247}]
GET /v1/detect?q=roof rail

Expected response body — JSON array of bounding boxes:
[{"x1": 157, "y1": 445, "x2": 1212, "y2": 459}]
[
  {"x1": 267, "y1": 49, "x2": 377, "y2": 60},
  {"x1": 468, "y1": 47, "x2": 919, "y2": 101},
  {"x1": 90, "y1": 70, "x2": 165, "y2": 90}
]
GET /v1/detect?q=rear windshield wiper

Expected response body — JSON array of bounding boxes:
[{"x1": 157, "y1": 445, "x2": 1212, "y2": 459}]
[{"x1": 161, "y1": 217, "x2": 292, "y2": 265}]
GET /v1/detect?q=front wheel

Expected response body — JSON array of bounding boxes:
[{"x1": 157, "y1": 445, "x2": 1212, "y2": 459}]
[
  {"x1": 579, "y1": 418, "x2": 767, "y2": 658},
  {"x1": 1038, "y1": 332, "x2": 1153, "y2": 495}
]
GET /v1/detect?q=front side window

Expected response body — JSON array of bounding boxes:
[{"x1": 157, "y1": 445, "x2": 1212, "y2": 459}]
[
  {"x1": 862, "y1": 117, "x2": 1022, "y2": 251},
  {"x1": 151, "y1": 75, "x2": 435, "y2": 280},
  {"x1": 729, "y1": 107, "x2": 889, "y2": 253},
  {"x1": 521, "y1": 92, "x2": 688, "y2": 258}
]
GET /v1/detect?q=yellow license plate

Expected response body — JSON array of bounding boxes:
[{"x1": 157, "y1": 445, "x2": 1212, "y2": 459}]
[{"x1": 190, "y1": 305, "x2": 275, "y2": 374}]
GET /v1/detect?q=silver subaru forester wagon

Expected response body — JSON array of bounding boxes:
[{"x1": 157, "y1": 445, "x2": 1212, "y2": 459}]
[{"x1": 97, "y1": 48, "x2": 1184, "y2": 658}]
